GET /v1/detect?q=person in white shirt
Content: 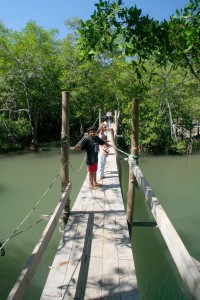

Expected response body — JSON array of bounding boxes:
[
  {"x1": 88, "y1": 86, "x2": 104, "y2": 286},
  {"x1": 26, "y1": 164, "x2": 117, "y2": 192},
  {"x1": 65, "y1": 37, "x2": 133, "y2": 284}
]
[{"x1": 97, "y1": 123, "x2": 110, "y2": 180}]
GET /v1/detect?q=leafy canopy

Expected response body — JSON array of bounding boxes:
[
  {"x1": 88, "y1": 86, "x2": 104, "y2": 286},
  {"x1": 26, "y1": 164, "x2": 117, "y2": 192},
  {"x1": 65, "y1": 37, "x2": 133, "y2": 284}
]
[{"x1": 77, "y1": 0, "x2": 200, "y2": 81}]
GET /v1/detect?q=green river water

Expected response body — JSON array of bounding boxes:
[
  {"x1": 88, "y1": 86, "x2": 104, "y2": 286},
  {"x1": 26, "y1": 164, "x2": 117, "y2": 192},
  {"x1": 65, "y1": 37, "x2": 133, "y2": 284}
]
[{"x1": 0, "y1": 144, "x2": 199, "y2": 299}]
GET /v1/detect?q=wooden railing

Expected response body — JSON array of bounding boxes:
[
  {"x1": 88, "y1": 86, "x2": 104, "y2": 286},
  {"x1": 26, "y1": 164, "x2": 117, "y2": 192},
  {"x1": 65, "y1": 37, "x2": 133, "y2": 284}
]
[{"x1": 7, "y1": 183, "x2": 72, "y2": 300}]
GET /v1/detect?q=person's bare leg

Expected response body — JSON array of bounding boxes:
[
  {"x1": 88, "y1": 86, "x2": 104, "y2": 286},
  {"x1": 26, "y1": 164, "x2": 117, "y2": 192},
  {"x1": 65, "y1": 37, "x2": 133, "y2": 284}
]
[
  {"x1": 93, "y1": 172, "x2": 97, "y2": 186},
  {"x1": 93, "y1": 172, "x2": 101, "y2": 186},
  {"x1": 89, "y1": 172, "x2": 94, "y2": 188}
]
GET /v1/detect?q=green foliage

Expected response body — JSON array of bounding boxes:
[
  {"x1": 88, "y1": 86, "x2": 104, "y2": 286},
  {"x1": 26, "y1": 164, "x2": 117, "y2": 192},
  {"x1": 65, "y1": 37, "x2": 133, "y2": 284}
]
[
  {"x1": 0, "y1": 116, "x2": 31, "y2": 151},
  {"x1": 0, "y1": 0, "x2": 200, "y2": 154},
  {"x1": 0, "y1": 21, "x2": 62, "y2": 146},
  {"x1": 77, "y1": 0, "x2": 200, "y2": 82},
  {"x1": 168, "y1": 0, "x2": 200, "y2": 81},
  {"x1": 77, "y1": 0, "x2": 165, "y2": 79},
  {"x1": 169, "y1": 140, "x2": 187, "y2": 155},
  {"x1": 60, "y1": 36, "x2": 125, "y2": 132}
]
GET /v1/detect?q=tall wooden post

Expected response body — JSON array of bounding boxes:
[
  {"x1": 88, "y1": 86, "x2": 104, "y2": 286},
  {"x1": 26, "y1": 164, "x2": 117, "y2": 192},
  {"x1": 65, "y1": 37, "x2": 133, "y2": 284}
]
[
  {"x1": 99, "y1": 109, "x2": 102, "y2": 130},
  {"x1": 61, "y1": 91, "x2": 70, "y2": 222},
  {"x1": 127, "y1": 98, "x2": 139, "y2": 224},
  {"x1": 110, "y1": 128, "x2": 119, "y2": 160},
  {"x1": 114, "y1": 110, "x2": 118, "y2": 136}
]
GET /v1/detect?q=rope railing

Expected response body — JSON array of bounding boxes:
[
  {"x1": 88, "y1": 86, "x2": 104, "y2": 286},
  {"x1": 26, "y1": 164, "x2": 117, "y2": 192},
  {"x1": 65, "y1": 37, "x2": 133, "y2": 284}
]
[
  {"x1": 68, "y1": 154, "x2": 86, "y2": 173},
  {"x1": 0, "y1": 164, "x2": 65, "y2": 252},
  {"x1": 0, "y1": 147, "x2": 91, "y2": 253},
  {"x1": 1, "y1": 115, "x2": 124, "y2": 253}
]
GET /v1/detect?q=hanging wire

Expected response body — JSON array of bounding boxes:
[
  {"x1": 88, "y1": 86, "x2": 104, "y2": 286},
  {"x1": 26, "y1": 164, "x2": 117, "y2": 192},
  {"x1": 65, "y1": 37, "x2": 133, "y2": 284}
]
[
  {"x1": 5, "y1": 213, "x2": 53, "y2": 240},
  {"x1": 0, "y1": 144, "x2": 90, "y2": 252},
  {"x1": 75, "y1": 134, "x2": 87, "y2": 147},
  {"x1": 68, "y1": 154, "x2": 86, "y2": 173},
  {"x1": 114, "y1": 146, "x2": 129, "y2": 156},
  {"x1": 1, "y1": 115, "x2": 124, "y2": 252},
  {"x1": 92, "y1": 116, "x2": 99, "y2": 127},
  {"x1": 114, "y1": 145, "x2": 139, "y2": 163},
  {"x1": 0, "y1": 162, "x2": 68, "y2": 252}
]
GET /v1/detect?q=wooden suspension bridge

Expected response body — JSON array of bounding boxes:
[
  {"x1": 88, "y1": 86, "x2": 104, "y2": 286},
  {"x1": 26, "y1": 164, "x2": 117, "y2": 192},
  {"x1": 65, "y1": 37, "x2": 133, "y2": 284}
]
[
  {"x1": 6, "y1": 92, "x2": 200, "y2": 300},
  {"x1": 41, "y1": 146, "x2": 139, "y2": 299}
]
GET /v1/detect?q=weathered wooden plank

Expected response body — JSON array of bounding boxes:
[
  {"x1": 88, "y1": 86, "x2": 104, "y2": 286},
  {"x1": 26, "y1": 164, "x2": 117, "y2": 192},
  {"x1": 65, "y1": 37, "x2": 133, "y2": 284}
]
[
  {"x1": 90, "y1": 213, "x2": 104, "y2": 258},
  {"x1": 63, "y1": 214, "x2": 93, "y2": 299},
  {"x1": 116, "y1": 213, "x2": 133, "y2": 260},
  {"x1": 101, "y1": 212, "x2": 120, "y2": 298},
  {"x1": 8, "y1": 183, "x2": 72, "y2": 300},
  {"x1": 129, "y1": 158, "x2": 200, "y2": 299},
  {"x1": 43, "y1": 219, "x2": 79, "y2": 296},
  {"x1": 85, "y1": 257, "x2": 102, "y2": 298},
  {"x1": 41, "y1": 213, "x2": 89, "y2": 299}
]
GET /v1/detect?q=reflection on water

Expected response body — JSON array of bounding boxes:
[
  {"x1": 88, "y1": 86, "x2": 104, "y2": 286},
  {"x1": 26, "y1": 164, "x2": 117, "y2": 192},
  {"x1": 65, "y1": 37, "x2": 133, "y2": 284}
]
[{"x1": 0, "y1": 147, "x2": 199, "y2": 299}]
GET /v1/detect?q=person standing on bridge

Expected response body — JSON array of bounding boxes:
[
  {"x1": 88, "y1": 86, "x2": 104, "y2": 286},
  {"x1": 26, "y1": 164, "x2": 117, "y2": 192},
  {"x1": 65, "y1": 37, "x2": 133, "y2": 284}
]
[
  {"x1": 97, "y1": 121, "x2": 110, "y2": 180},
  {"x1": 74, "y1": 126, "x2": 112, "y2": 189}
]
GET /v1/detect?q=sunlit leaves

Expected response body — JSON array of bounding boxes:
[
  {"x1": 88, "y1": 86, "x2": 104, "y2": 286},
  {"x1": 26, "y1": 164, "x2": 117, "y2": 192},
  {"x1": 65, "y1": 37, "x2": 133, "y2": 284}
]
[
  {"x1": 77, "y1": 0, "x2": 199, "y2": 82},
  {"x1": 168, "y1": 0, "x2": 200, "y2": 81}
]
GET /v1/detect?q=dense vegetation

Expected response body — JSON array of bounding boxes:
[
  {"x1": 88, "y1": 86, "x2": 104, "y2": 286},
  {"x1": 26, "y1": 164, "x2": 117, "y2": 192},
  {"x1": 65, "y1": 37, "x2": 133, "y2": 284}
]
[{"x1": 0, "y1": 0, "x2": 199, "y2": 153}]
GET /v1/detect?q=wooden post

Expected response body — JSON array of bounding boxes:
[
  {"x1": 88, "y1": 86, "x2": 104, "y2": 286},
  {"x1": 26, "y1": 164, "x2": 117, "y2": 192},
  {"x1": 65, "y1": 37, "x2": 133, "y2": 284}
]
[
  {"x1": 99, "y1": 109, "x2": 102, "y2": 131},
  {"x1": 127, "y1": 98, "x2": 139, "y2": 224},
  {"x1": 114, "y1": 110, "x2": 118, "y2": 136},
  {"x1": 61, "y1": 91, "x2": 70, "y2": 222},
  {"x1": 110, "y1": 128, "x2": 119, "y2": 160}
]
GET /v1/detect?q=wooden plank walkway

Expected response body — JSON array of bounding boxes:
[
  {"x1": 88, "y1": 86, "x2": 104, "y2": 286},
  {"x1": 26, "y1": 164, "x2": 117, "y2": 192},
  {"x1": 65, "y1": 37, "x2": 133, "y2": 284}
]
[{"x1": 41, "y1": 148, "x2": 139, "y2": 299}]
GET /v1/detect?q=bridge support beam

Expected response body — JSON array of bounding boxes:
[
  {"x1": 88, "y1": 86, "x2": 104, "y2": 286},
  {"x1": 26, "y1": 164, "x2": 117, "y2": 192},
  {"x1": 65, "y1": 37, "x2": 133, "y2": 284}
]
[{"x1": 61, "y1": 91, "x2": 70, "y2": 223}]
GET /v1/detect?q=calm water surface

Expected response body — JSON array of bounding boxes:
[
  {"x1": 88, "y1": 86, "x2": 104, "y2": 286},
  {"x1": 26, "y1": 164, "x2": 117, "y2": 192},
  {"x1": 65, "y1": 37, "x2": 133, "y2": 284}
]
[
  {"x1": 0, "y1": 144, "x2": 86, "y2": 299},
  {"x1": 1, "y1": 146, "x2": 199, "y2": 299},
  {"x1": 120, "y1": 153, "x2": 200, "y2": 300},
  {"x1": 139, "y1": 153, "x2": 200, "y2": 262}
]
